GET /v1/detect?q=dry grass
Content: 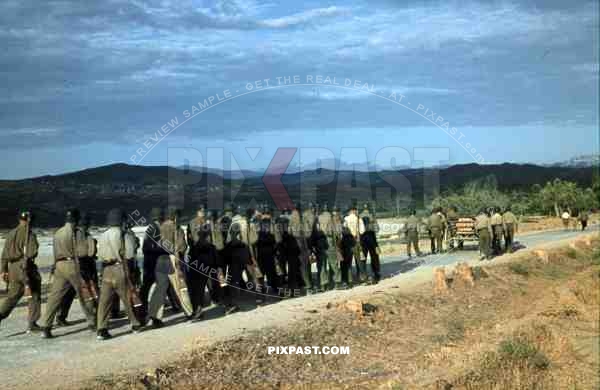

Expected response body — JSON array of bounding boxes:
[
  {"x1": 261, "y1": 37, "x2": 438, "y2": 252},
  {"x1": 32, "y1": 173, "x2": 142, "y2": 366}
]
[{"x1": 87, "y1": 238, "x2": 600, "y2": 390}]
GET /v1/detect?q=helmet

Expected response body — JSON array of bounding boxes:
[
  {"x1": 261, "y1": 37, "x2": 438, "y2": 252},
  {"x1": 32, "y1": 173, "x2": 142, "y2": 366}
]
[{"x1": 66, "y1": 209, "x2": 80, "y2": 224}]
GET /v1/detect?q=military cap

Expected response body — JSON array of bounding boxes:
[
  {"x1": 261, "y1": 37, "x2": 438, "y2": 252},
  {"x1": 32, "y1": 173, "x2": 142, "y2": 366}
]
[
  {"x1": 65, "y1": 208, "x2": 81, "y2": 224},
  {"x1": 223, "y1": 204, "x2": 233, "y2": 213},
  {"x1": 19, "y1": 210, "x2": 32, "y2": 221},
  {"x1": 106, "y1": 208, "x2": 124, "y2": 227}
]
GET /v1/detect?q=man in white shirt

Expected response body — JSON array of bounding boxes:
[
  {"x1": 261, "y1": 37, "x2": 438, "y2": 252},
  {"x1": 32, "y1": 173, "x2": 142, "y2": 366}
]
[
  {"x1": 343, "y1": 205, "x2": 366, "y2": 283},
  {"x1": 561, "y1": 211, "x2": 570, "y2": 231}
]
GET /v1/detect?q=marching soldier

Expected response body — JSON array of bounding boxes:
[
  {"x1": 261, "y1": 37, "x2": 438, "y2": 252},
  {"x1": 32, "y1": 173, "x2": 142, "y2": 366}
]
[
  {"x1": 344, "y1": 205, "x2": 366, "y2": 283},
  {"x1": 207, "y1": 210, "x2": 225, "y2": 305},
  {"x1": 428, "y1": 208, "x2": 444, "y2": 254},
  {"x1": 111, "y1": 219, "x2": 141, "y2": 319},
  {"x1": 0, "y1": 211, "x2": 42, "y2": 333},
  {"x1": 147, "y1": 208, "x2": 193, "y2": 328},
  {"x1": 55, "y1": 212, "x2": 99, "y2": 327},
  {"x1": 276, "y1": 215, "x2": 301, "y2": 295},
  {"x1": 302, "y1": 204, "x2": 317, "y2": 292},
  {"x1": 359, "y1": 204, "x2": 381, "y2": 283},
  {"x1": 95, "y1": 209, "x2": 143, "y2": 340},
  {"x1": 140, "y1": 208, "x2": 166, "y2": 314},
  {"x1": 578, "y1": 209, "x2": 589, "y2": 231},
  {"x1": 221, "y1": 216, "x2": 252, "y2": 313},
  {"x1": 325, "y1": 205, "x2": 344, "y2": 289},
  {"x1": 475, "y1": 208, "x2": 493, "y2": 260},
  {"x1": 490, "y1": 207, "x2": 504, "y2": 255},
  {"x1": 405, "y1": 209, "x2": 422, "y2": 257},
  {"x1": 502, "y1": 206, "x2": 518, "y2": 253},
  {"x1": 288, "y1": 206, "x2": 309, "y2": 290},
  {"x1": 310, "y1": 206, "x2": 329, "y2": 292},
  {"x1": 256, "y1": 208, "x2": 280, "y2": 294},
  {"x1": 41, "y1": 209, "x2": 97, "y2": 338},
  {"x1": 186, "y1": 222, "x2": 217, "y2": 320}
]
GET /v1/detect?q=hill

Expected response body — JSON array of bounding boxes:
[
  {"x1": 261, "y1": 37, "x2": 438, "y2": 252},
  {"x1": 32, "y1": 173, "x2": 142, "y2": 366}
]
[{"x1": 0, "y1": 163, "x2": 594, "y2": 228}]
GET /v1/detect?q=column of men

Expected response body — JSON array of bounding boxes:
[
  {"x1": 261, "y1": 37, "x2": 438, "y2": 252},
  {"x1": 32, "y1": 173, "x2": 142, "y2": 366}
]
[{"x1": 0, "y1": 203, "x2": 382, "y2": 340}]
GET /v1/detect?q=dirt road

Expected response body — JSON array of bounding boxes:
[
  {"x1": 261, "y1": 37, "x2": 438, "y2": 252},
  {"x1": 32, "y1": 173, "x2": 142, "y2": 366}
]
[{"x1": 0, "y1": 227, "x2": 596, "y2": 389}]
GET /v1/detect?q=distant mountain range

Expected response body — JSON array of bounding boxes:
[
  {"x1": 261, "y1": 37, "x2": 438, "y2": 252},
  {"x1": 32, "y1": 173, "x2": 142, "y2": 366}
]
[{"x1": 0, "y1": 161, "x2": 595, "y2": 228}]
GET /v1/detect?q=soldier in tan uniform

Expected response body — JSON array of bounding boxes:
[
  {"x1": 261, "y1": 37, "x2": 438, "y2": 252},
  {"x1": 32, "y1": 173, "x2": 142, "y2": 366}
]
[
  {"x1": 359, "y1": 204, "x2": 381, "y2": 283},
  {"x1": 95, "y1": 209, "x2": 142, "y2": 340},
  {"x1": 502, "y1": 206, "x2": 518, "y2": 253},
  {"x1": 41, "y1": 209, "x2": 97, "y2": 338},
  {"x1": 0, "y1": 211, "x2": 42, "y2": 333},
  {"x1": 288, "y1": 206, "x2": 309, "y2": 290},
  {"x1": 147, "y1": 208, "x2": 192, "y2": 328},
  {"x1": 343, "y1": 205, "x2": 366, "y2": 283},
  {"x1": 475, "y1": 208, "x2": 493, "y2": 260},
  {"x1": 428, "y1": 208, "x2": 445, "y2": 254},
  {"x1": 55, "y1": 213, "x2": 99, "y2": 327},
  {"x1": 405, "y1": 209, "x2": 422, "y2": 257},
  {"x1": 301, "y1": 204, "x2": 316, "y2": 291},
  {"x1": 490, "y1": 208, "x2": 504, "y2": 255}
]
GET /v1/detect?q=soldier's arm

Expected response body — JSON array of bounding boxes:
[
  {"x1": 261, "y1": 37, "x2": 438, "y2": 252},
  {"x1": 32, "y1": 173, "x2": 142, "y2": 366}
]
[
  {"x1": 124, "y1": 232, "x2": 136, "y2": 260},
  {"x1": 0, "y1": 234, "x2": 9, "y2": 273},
  {"x1": 27, "y1": 233, "x2": 39, "y2": 259}
]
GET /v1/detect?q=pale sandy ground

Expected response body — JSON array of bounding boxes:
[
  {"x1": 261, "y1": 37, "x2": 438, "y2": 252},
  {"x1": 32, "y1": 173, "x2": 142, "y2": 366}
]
[{"x1": 0, "y1": 222, "x2": 597, "y2": 389}]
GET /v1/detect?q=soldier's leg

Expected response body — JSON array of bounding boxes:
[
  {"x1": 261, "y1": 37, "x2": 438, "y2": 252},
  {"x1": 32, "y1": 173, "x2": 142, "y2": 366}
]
[
  {"x1": 139, "y1": 259, "x2": 156, "y2": 312},
  {"x1": 316, "y1": 253, "x2": 328, "y2": 290},
  {"x1": 41, "y1": 263, "x2": 74, "y2": 328},
  {"x1": 148, "y1": 269, "x2": 171, "y2": 320},
  {"x1": 96, "y1": 268, "x2": 116, "y2": 332},
  {"x1": 63, "y1": 262, "x2": 96, "y2": 327},
  {"x1": 413, "y1": 233, "x2": 422, "y2": 256},
  {"x1": 113, "y1": 268, "x2": 141, "y2": 328},
  {"x1": 369, "y1": 245, "x2": 381, "y2": 282},
  {"x1": 300, "y1": 256, "x2": 313, "y2": 290},
  {"x1": 406, "y1": 238, "x2": 412, "y2": 257},
  {"x1": 27, "y1": 263, "x2": 42, "y2": 326},
  {"x1": 436, "y1": 232, "x2": 444, "y2": 254},
  {"x1": 57, "y1": 287, "x2": 76, "y2": 323},
  {"x1": 0, "y1": 261, "x2": 26, "y2": 320}
]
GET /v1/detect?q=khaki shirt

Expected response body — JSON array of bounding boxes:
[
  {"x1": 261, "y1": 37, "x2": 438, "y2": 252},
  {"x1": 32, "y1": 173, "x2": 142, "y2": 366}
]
[
  {"x1": 1, "y1": 223, "x2": 38, "y2": 272},
  {"x1": 289, "y1": 211, "x2": 304, "y2": 237},
  {"x1": 160, "y1": 220, "x2": 187, "y2": 255},
  {"x1": 187, "y1": 216, "x2": 206, "y2": 248},
  {"x1": 318, "y1": 211, "x2": 332, "y2": 235},
  {"x1": 428, "y1": 213, "x2": 443, "y2": 229},
  {"x1": 97, "y1": 227, "x2": 135, "y2": 261},
  {"x1": 405, "y1": 215, "x2": 420, "y2": 231},
  {"x1": 302, "y1": 210, "x2": 315, "y2": 234},
  {"x1": 490, "y1": 213, "x2": 503, "y2": 226},
  {"x1": 475, "y1": 214, "x2": 493, "y2": 235},
  {"x1": 75, "y1": 227, "x2": 96, "y2": 258},
  {"x1": 503, "y1": 211, "x2": 518, "y2": 226},
  {"x1": 53, "y1": 223, "x2": 76, "y2": 261},
  {"x1": 344, "y1": 213, "x2": 365, "y2": 238}
]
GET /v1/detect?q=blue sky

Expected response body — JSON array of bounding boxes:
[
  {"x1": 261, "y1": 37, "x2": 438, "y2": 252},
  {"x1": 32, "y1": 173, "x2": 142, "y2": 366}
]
[{"x1": 0, "y1": 0, "x2": 598, "y2": 179}]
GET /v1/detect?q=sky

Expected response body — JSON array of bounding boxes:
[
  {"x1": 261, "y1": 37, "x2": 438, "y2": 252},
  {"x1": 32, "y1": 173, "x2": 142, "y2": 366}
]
[{"x1": 0, "y1": 0, "x2": 598, "y2": 179}]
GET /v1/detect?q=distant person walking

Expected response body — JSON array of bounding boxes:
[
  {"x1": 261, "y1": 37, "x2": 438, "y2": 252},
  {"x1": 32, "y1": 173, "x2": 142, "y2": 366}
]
[
  {"x1": 561, "y1": 211, "x2": 571, "y2": 231},
  {"x1": 578, "y1": 210, "x2": 589, "y2": 231}
]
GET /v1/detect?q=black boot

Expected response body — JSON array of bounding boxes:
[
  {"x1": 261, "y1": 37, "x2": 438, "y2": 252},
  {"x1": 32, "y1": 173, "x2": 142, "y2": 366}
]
[
  {"x1": 96, "y1": 329, "x2": 112, "y2": 341},
  {"x1": 41, "y1": 327, "x2": 53, "y2": 339},
  {"x1": 27, "y1": 323, "x2": 43, "y2": 333}
]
